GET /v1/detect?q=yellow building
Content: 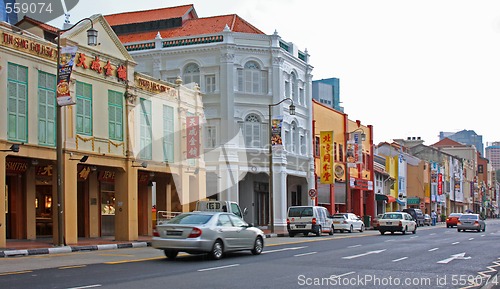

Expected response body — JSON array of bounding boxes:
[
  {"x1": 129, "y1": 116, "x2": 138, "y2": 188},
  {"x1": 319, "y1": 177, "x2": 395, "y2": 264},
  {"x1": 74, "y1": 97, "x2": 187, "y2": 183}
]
[{"x1": 0, "y1": 15, "x2": 205, "y2": 247}]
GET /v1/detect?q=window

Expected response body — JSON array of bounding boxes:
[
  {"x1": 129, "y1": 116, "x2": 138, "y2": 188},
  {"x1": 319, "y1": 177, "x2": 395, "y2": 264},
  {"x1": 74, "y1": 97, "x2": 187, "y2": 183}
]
[
  {"x1": 285, "y1": 130, "x2": 291, "y2": 152},
  {"x1": 182, "y1": 63, "x2": 200, "y2": 85},
  {"x1": 76, "y1": 81, "x2": 93, "y2": 135},
  {"x1": 290, "y1": 122, "x2": 297, "y2": 153},
  {"x1": 478, "y1": 165, "x2": 483, "y2": 173},
  {"x1": 285, "y1": 81, "x2": 290, "y2": 98},
  {"x1": 334, "y1": 142, "x2": 337, "y2": 161},
  {"x1": 314, "y1": 136, "x2": 320, "y2": 157},
  {"x1": 38, "y1": 71, "x2": 56, "y2": 146},
  {"x1": 291, "y1": 72, "x2": 298, "y2": 103},
  {"x1": 339, "y1": 144, "x2": 344, "y2": 162},
  {"x1": 139, "y1": 98, "x2": 152, "y2": 160},
  {"x1": 299, "y1": 87, "x2": 305, "y2": 105},
  {"x1": 108, "y1": 90, "x2": 123, "y2": 141},
  {"x1": 204, "y1": 74, "x2": 216, "y2": 93},
  {"x1": 244, "y1": 114, "x2": 261, "y2": 148},
  {"x1": 300, "y1": 135, "x2": 305, "y2": 155},
  {"x1": 163, "y1": 105, "x2": 174, "y2": 162},
  {"x1": 7, "y1": 63, "x2": 28, "y2": 142},
  {"x1": 217, "y1": 214, "x2": 233, "y2": 227},
  {"x1": 237, "y1": 61, "x2": 268, "y2": 94},
  {"x1": 205, "y1": 125, "x2": 217, "y2": 148},
  {"x1": 166, "y1": 77, "x2": 178, "y2": 84}
]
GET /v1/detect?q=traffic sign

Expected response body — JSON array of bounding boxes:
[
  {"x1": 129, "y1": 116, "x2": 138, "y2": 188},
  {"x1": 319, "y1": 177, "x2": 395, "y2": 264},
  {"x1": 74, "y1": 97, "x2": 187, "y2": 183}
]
[{"x1": 308, "y1": 189, "x2": 317, "y2": 198}]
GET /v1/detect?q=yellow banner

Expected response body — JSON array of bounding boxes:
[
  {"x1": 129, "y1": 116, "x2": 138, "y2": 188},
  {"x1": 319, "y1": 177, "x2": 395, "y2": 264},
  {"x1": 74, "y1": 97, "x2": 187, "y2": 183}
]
[{"x1": 320, "y1": 131, "x2": 334, "y2": 184}]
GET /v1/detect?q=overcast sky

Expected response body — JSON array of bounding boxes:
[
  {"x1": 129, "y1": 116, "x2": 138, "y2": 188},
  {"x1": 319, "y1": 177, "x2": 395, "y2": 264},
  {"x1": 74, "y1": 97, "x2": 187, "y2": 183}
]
[{"x1": 49, "y1": 0, "x2": 500, "y2": 146}]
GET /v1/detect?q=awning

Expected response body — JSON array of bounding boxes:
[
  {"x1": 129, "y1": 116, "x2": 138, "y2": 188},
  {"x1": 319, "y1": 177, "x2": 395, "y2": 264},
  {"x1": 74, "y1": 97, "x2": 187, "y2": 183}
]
[
  {"x1": 375, "y1": 194, "x2": 388, "y2": 202},
  {"x1": 396, "y1": 199, "x2": 405, "y2": 206},
  {"x1": 387, "y1": 195, "x2": 396, "y2": 203},
  {"x1": 407, "y1": 197, "x2": 420, "y2": 205}
]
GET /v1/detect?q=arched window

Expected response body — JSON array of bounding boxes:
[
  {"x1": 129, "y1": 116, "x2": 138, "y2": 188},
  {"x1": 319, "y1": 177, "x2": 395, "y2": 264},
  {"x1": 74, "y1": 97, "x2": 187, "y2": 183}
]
[
  {"x1": 237, "y1": 61, "x2": 268, "y2": 94},
  {"x1": 182, "y1": 63, "x2": 200, "y2": 85},
  {"x1": 244, "y1": 114, "x2": 261, "y2": 148}
]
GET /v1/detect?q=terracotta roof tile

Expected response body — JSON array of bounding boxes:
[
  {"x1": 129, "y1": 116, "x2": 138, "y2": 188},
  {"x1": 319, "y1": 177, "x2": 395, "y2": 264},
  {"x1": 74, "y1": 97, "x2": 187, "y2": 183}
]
[
  {"x1": 104, "y1": 4, "x2": 195, "y2": 26},
  {"x1": 115, "y1": 14, "x2": 265, "y2": 43},
  {"x1": 16, "y1": 15, "x2": 58, "y2": 33},
  {"x1": 431, "y1": 137, "x2": 464, "y2": 147}
]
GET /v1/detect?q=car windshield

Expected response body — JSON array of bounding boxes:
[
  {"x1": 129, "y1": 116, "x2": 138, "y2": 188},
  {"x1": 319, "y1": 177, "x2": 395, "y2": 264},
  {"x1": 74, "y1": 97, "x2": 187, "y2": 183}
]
[
  {"x1": 459, "y1": 215, "x2": 478, "y2": 220},
  {"x1": 288, "y1": 207, "x2": 313, "y2": 217},
  {"x1": 167, "y1": 213, "x2": 213, "y2": 224},
  {"x1": 382, "y1": 213, "x2": 403, "y2": 219}
]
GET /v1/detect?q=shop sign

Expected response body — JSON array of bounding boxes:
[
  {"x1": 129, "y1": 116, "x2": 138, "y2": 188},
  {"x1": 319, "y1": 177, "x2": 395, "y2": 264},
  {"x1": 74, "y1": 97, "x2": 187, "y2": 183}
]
[
  {"x1": 349, "y1": 177, "x2": 373, "y2": 190},
  {"x1": 186, "y1": 116, "x2": 200, "y2": 159},
  {"x1": 78, "y1": 166, "x2": 91, "y2": 181},
  {"x1": 36, "y1": 165, "x2": 53, "y2": 177},
  {"x1": 138, "y1": 172, "x2": 150, "y2": 184},
  {"x1": 6, "y1": 160, "x2": 28, "y2": 173},
  {"x1": 319, "y1": 131, "x2": 334, "y2": 184},
  {"x1": 98, "y1": 171, "x2": 115, "y2": 183},
  {"x1": 136, "y1": 76, "x2": 176, "y2": 94},
  {"x1": 1, "y1": 32, "x2": 57, "y2": 61},
  {"x1": 75, "y1": 53, "x2": 127, "y2": 82}
]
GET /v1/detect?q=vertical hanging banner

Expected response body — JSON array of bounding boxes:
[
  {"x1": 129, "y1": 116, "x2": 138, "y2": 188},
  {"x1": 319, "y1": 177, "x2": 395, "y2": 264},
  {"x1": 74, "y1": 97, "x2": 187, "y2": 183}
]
[
  {"x1": 271, "y1": 117, "x2": 283, "y2": 146},
  {"x1": 438, "y1": 172, "x2": 443, "y2": 195},
  {"x1": 353, "y1": 132, "x2": 363, "y2": 164},
  {"x1": 56, "y1": 46, "x2": 78, "y2": 106},
  {"x1": 186, "y1": 116, "x2": 200, "y2": 159},
  {"x1": 320, "y1": 131, "x2": 334, "y2": 184}
]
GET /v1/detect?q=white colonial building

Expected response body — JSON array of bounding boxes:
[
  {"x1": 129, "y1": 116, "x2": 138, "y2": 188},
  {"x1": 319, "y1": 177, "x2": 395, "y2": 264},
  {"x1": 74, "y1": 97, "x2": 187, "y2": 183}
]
[{"x1": 104, "y1": 4, "x2": 315, "y2": 230}]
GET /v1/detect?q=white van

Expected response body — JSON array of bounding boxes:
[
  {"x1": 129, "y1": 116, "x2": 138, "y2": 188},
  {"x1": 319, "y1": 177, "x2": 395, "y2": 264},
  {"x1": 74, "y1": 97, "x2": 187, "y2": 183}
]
[{"x1": 286, "y1": 206, "x2": 334, "y2": 237}]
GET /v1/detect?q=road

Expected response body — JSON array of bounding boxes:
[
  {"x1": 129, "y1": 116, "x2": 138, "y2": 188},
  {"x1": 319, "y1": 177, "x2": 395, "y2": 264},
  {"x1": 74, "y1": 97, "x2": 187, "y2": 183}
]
[{"x1": 1, "y1": 219, "x2": 499, "y2": 289}]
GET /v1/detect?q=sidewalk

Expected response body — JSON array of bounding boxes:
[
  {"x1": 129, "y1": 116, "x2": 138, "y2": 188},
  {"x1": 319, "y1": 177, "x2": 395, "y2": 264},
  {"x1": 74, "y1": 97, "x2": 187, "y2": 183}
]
[{"x1": 0, "y1": 229, "x2": 288, "y2": 258}]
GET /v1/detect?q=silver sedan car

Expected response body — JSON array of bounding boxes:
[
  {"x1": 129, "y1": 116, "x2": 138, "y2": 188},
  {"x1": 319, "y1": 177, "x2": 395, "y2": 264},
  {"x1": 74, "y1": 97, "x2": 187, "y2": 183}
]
[
  {"x1": 457, "y1": 214, "x2": 486, "y2": 232},
  {"x1": 152, "y1": 211, "x2": 265, "y2": 260}
]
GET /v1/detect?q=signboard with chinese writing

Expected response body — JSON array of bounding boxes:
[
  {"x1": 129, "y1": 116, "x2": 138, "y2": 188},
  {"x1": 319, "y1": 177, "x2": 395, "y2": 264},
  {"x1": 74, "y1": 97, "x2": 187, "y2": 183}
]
[
  {"x1": 320, "y1": 131, "x2": 334, "y2": 184},
  {"x1": 186, "y1": 116, "x2": 200, "y2": 159},
  {"x1": 438, "y1": 173, "x2": 443, "y2": 195},
  {"x1": 271, "y1": 117, "x2": 283, "y2": 146},
  {"x1": 56, "y1": 46, "x2": 78, "y2": 106}
]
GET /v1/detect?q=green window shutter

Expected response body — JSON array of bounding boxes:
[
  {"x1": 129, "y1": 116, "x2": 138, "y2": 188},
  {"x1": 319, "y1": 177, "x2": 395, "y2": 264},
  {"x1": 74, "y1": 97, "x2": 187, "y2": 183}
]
[
  {"x1": 108, "y1": 90, "x2": 123, "y2": 141},
  {"x1": 139, "y1": 98, "x2": 152, "y2": 160},
  {"x1": 76, "y1": 81, "x2": 92, "y2": 135},
  {"x1": 7, "y1": 63, "x2": 28, "y2": 142},
  {"x1": 38, "y1": 71, "x2": 56, "y2": 146}
]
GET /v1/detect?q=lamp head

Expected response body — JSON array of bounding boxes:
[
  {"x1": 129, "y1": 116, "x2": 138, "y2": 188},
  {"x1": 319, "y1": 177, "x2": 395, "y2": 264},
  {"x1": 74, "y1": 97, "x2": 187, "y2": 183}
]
[
  {"x1": 288, "y1": 103, "x2": 296, "y2": 115},
  {"x1": 86, "y1": 27, "x2": 98, "y2": 46},
  {"x1": 10, "y1": 144, "x2": 20, "y2": 153}
]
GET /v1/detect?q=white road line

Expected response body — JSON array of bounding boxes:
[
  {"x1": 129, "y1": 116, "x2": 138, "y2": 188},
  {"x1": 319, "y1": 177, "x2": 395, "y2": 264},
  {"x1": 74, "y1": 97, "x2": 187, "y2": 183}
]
[
  {"x1": 392, "y1": 257, "x2": 408, "y2": 262},
  {"x1": 468, "y1": 238, "x2": 474, "y2": 241},
  {"x1": 342, "y1": 249, "x2": 386, "y2": 260},
  {"x1": 348, "y1": 245, "x2": 361, "y2": 248},
  {"x1": 410, "y1": 236, "x2": 419, "y2": 238},
  {"x1": 384, "y1": 239, "x2": 395, "y2": 242},
  {"x1": 452, "y1": 242, "x2": 460, "y2": 245},
  {"x1": 294, "y1": 252, "x2": 317, "y2": 257},
  {"x1": 66, "y1": 285, "x2": 102, "y2": 289},
  {"x1": 428, "y1": 248, "x2": 439, "y2": 252},
  {"x1": 198, "y1": 264, "x2": 239, "y2": 272},
  {"x1": 262, "y1": 246, "x2": 307, "y2": 254},
  {"x1": 481, "y1": 234, "x2": 486, "y2": 237},
  {"x1": 330, "y1": 271, "x2": 356, "y2": 279},
  {"x1": 430, "y1": 233, "x2": 436, "y2": 235}
]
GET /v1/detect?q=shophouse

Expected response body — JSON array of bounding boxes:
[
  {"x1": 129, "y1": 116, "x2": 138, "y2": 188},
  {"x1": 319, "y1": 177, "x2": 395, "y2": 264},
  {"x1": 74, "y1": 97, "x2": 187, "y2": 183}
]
[
  {"x1": 0, "y1": 15, "x2": 203, "y2": 247},
  {"x1": 104, "y1": 4, "x2": 315, "y2": 231},
  {"x1": 312, "y1": 100, "x2": 374, "y2": 217}
]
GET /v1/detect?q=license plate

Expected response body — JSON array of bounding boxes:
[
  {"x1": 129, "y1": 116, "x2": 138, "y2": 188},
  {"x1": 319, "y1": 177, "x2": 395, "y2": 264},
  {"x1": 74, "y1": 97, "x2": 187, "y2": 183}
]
[
  {"x1": 166, "y1": 230, "x2": 182, "y2": 236},
  {"x1": 333, "y1": 221, "x2": 340, "y2": 224},
  {"x1": 386, "y1": 222, "x2": 392, "y2": 225},
  {"x1": 296, "y1": 225, "x2": 305, "y2": 228}
]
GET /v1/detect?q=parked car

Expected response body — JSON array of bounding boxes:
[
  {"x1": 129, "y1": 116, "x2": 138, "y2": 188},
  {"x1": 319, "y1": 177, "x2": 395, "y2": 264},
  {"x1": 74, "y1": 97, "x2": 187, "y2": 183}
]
[
  {"x1": 446, "y1": 213, "x2": 462, "y2": 228},
  {"x1": 331, "y1": 213, "x2": 365, "y2": 233},
  {"x1": 457, "y1": 214, "x2": 486, "y2": 232},
  {"x1": 287, "y1": 206, "x2": 334, "y2": 237},
  {"x1": 402, "y1": 208, "x2": 425, "y2": 226},
  {"x1": 377, "y1": 212, "x2": 417, "y2": 235},
  {"x1": 372, "y1": 214, "x2": 384, "y2": 229},
  {"x1": 423, "y1": 214, "x2": 431, "y2": 226},
  {"x1": 152, "y1": 211, "x2": 265, "y2": 260}
]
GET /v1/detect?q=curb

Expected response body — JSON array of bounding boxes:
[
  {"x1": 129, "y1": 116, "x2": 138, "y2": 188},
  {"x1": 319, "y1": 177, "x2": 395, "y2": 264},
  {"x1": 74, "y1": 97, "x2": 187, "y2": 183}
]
[{"x1": 0, "y1": 241, "x2": 151, "y2": 258}]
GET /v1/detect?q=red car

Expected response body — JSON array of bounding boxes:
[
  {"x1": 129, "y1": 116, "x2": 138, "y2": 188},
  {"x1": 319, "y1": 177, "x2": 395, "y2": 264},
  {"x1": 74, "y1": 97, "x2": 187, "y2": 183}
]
[{"x1": 446, "y1": 213, "x2": 462, "y2": 228}]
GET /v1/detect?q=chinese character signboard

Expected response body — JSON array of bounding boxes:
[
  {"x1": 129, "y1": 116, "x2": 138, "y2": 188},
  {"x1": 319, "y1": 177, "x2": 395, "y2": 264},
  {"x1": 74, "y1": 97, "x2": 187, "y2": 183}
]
[
  {"x1": 438, "y1": 173, "x2": 443, "y2": 195},
  {"x1": 56, "y1": 46, "x2": 78, "y2": 106},
  {"x1": 186, "y1": 116, "x2": 200, "y2": 159},
  {"x1": 271, "y1": 117, "x2": 283, "y2": 146},
  {"x1": 320, "y1": 131, "x2": 334, "y2": 184}
]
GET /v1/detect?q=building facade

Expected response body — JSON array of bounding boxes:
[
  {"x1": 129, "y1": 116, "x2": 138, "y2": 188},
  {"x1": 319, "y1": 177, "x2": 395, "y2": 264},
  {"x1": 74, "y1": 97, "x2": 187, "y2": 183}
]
[
  {"x1": 312, "y1": 78, "x2": 343, "y2": 112},
  {"x1": 104, "y1": 5, "x2": 315, "y2": 231}
]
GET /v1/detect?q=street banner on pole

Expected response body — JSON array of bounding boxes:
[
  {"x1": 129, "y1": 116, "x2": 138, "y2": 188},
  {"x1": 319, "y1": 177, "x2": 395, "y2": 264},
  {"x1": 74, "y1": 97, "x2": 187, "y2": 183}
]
[
  {"x1": 57, "y1": 45, "x2": 78, "y2": 106},
  {"x1": 320, "y1": 131, "x2": 334, "y2": 184}
]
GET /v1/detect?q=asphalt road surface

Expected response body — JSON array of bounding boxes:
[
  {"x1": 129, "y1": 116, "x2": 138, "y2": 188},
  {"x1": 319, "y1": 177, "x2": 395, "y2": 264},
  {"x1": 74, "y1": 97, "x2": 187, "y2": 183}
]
[{"x1": 1, "y1": 219, "x2": 499, "y2": 289}]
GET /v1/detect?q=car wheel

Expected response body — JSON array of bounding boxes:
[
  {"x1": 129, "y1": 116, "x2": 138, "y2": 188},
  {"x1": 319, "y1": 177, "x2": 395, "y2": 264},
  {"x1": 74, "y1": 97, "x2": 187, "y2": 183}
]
[
  {"x1": 402, "y1": 226, "x2": 407, "y2": 235},
  {"x1": 209, "y1": 240, "x2": 224, "y2": 260},
  {"x1": 348, "y1": 225, "x2": 353, "y2": 233},
  {"x1": 446, "y1": 225, "x2": 450, "y2": 228},
  {"x1": 251, "y1": 237, "x2": 263, "y2": 255},
  {"x1": 379, "y1": 230, "x2": 385, "y2": 235},
  {"x1": 391, "y1": 231, "x2": 395, "y2": 235},
  {"x1": 289, "y1": 232, "x2": 295, "y2": 237},
  {"x1": 360, "y1": 224, "x2": 365, "y2": 232},
  {"x1": 412, "y1": 226, "x2": 417, "y2": 234},
  {"x1": 164, "y1": 250, "x2": 178, "y2": 259},
  {"x1": 329, "y1": 226, "x2": 334, "y2": 235},
  {"x1": 315, "y1": 226, "x2": 322, "y2": 237},
  {"x1": 457, "y1": 229, "x2": 461, "y2": 232}
]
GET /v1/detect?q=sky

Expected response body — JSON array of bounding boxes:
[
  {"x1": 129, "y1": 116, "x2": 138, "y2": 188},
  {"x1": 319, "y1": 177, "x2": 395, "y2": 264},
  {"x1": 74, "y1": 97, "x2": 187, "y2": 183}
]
[{"x1": 47, "y1": 0, "x2": 500, "y2": 146}]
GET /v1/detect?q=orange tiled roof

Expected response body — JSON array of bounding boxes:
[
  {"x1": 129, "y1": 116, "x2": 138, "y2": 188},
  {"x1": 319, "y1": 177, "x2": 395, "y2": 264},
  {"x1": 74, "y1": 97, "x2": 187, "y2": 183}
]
[
  {"x1": 16, "y1": 15, "x2": 59, "y2": 33},
  {"x1": 431, "y1": 137, "x2": 464, "y2": 147},
  {"x1": 104, "y1": 4, "x2": 196, "y2": 26},
  {"x1": 116, "y1": 14, "x2": 265, "y2": 43}
]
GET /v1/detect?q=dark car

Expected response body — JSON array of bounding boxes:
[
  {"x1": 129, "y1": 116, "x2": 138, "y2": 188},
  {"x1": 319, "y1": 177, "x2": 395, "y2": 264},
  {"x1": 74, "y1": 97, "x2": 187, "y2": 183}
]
[{"x1": 402, "y1": 208, "x2": 425, "y2": 227}]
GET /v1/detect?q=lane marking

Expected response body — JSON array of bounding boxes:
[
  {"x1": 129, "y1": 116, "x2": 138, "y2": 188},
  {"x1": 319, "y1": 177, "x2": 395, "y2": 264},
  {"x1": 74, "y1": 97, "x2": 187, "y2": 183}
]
[
  {"x1": 294, "y1": 252, "x2": 317, "y2": 257},
  {"x1": 437, "y1": 252, "x2": 470, "y2": 264},
  {"x1": 410, "y1": 236, "x2": 419, "y2": 239},
  {"x1": 59, "y1": 265, "x2": 86, "y2": 270},
  {"x1": 342, "y1": 249, "x2": 386, "y2": 260},
  {"x1": 0, "y1": 270, "x2": 32, "y2": 276},
  {"x1": 384, "y1": 239, "x2": 395, "y2": 242},
  {"x1": 262, "y1": 246, "x2": 307, "y2": 254},
  {"x1": 66, "y1": 285, "x2": 102, "y2": 289},
  {"x1": 198, "y1": 264, "x2": 239, "y2": 272},
  {"x1": 428, "y1": 248, "x2": 439, "y2": 252},
  {"x1": 452, "y1": 242, "x2": 460, "y2": 245},
  {"x1": 348, "y1": 245, "x2": 361, "y2": 248},
  {"x1": 468, "y1": 238, "x2": 474, "y2": 241},
  {"x1": 392, "y1": 257, "x2": 408, "y2": 262},
  {"x1": 481, "y1": 234, "x2": 486, "y2": 237},
  {"x1": 430, "y1": 233, "x2": 436, "y2": 235},
  {"x1": 330, "y1": 271, "x2": 356, "y2": 278},
  {"x1": 104, "y1": 256, "x2": 164, "y2": 264}
]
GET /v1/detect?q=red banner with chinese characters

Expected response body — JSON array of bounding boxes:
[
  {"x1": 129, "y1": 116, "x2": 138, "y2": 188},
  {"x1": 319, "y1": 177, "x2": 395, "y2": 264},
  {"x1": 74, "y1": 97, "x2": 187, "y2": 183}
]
[
  {"x1": 320, "y1": 131, "x2": 334, "y2": 184},
  {"x1": 438, "y1": 173, "x2": 443, "y2": 195},
  {"x1": 186, "y1": 116, "x2": 200, "y2": 159}
]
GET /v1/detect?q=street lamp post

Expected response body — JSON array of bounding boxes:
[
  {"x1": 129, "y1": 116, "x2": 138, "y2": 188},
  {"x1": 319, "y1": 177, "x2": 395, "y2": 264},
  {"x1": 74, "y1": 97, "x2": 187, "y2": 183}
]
[
  {"x1": 268, "y1": 98, "x2": 295, "y2": 233},
  {"x1": 56, "y1": 18, "x2": 98, "y2": 246}
]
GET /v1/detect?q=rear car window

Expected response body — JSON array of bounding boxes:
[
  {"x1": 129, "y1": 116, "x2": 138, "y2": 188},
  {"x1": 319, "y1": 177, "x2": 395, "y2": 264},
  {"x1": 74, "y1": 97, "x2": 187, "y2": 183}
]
[
  {"x1": 382, "y1": 213, "x2": 403, "y2": 219},
  {"x1": 288, "y1": 207, "x2": 314, "y2": 217},
  {"x1": 168, "y1": 213, "x2": 213, "y2": 224},
  {"x1": 459, "y1": 215, "x2": 478, "y2": 220},
  {"x1": 332, "y1": 214, "x2": 346, "y2": 219}
]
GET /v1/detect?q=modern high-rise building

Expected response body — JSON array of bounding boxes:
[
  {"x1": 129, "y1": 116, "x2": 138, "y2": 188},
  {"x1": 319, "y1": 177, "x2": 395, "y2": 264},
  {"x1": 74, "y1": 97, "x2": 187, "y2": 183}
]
[
  {"x1": 439, "y1": 129, "x2": 483, "y2": 156},
  {"x1": 0, "y1": 0, "x2": 18, "y2": 24},
  {"x1": 312, "y1": 77, "x2": 343, "y2": 112},
  {"x1": 485, "y1": 142, "x2": 500, "y2": 171}
]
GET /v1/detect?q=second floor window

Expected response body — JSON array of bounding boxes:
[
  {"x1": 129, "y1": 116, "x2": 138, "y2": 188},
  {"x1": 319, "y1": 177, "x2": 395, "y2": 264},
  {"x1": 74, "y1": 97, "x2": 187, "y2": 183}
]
[
  {"x1": 244, "y1": 114, "x2": 261, "y2": 148},
  {"x1": 205, "y1": 74, "x2": 216, "y2": 93},
  {"x1": 163, "y1": 105, "x2": 174, "y2": 162},
  {"x1": 7, "y1": 63, "x2": 28, "y2": 142},
  {"x1": 183, "y1": 63, "x2": 200, "y2": 85},
  {"x1": 237, "y1": 61, "x2": 267, "y2": 94},
  {"x1": 205, "y1": 125, "x2": 217, "y2": 148},
  {"x1": 108, "y1": 90, "x2": 123, "y2": 141},
  {"x1": 38, "y1": 71, "x2": 56, "y2": 146},
  {"x1": 76, "y1": 81, "x2": 93, "y2": 135},
  {"x1": 139, "y1": 98, "x2": 152, "y2": 160}
]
